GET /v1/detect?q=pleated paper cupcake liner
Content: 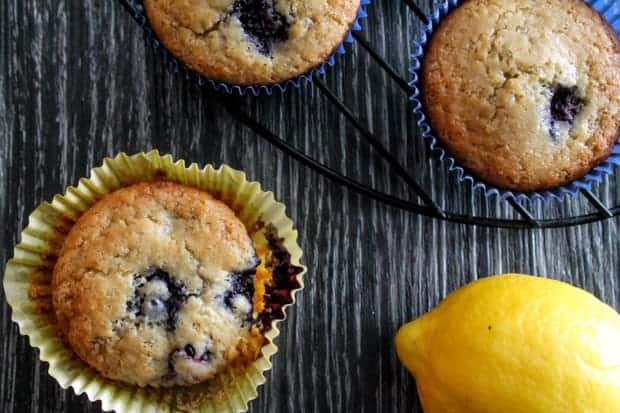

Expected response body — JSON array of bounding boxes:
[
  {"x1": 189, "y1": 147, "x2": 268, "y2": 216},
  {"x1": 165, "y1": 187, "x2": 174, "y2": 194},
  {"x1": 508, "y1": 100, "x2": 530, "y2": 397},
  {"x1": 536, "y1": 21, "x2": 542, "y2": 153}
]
[
  {"x1": 3, "y1": 151, "x2": 306, "y2": 413},
  {"x1": 120, "y1": 0, "x2": 371, "y2": 96},
  {"x1": 409, "y1": 0, "x2": 620, "y2": 203}
]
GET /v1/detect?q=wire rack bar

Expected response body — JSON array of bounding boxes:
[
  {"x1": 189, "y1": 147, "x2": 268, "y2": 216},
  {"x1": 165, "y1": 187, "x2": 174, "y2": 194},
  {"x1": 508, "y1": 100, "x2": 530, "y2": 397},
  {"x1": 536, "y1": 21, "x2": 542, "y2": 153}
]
[
  {"x1": 506, "y1": 199, "x2": 539, "y2": 227},
  {"x1": 119, "y1": 0, "x2": 141, "y2": 21},
  {"x1": 402, "y1": 0, "x2": 429, "y2": 25},
  {"x1": 219, "y1": 96, "x2": 434, "y2": 215},
  {"x1": 581, "y1": 189, "x2": 614, "y2": 218},
  {"x1": 352, "y1": 33, "x2": 412, "y2": 93},
  {"x1": 313, "y1": 79, "x2": 445, "y2": 217}
]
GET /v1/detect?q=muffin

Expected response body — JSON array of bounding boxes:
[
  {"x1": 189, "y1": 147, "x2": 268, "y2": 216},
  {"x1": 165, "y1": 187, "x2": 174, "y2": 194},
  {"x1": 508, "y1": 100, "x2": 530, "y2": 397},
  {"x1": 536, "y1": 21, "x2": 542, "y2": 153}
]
[
  {"x1": 422, "y1": 0, "x2": 620, "y2": 192},
  {"x1": 4, "y1": 152, "x2": 305, "y2": 412},
  {"x1": 51, "y1": 180, "x2": 295, "y2": 387},
  {"x1": 143, "y1": 0, "x2": 361, "y2": 85}
]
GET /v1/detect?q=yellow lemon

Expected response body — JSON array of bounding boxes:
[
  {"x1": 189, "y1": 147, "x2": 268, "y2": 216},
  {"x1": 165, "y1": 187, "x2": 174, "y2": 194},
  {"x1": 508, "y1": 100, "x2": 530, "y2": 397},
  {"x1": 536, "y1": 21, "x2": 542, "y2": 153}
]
[{"x1": 395, "y1": 274, "x2": 620, "y2": 413}]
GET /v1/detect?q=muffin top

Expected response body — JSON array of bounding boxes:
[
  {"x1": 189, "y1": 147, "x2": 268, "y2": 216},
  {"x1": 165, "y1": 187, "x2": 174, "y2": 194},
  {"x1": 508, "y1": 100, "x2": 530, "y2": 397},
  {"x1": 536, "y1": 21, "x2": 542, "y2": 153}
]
[
  {"x1": 422, "y1": 0, "x2": 620, "y2": 191},
  {"x1": 52, "y1": 181, "x2": 264, "y2": 387},
  {"x1": 143, "y1": 0, "x2": 361, "y2": 85}
]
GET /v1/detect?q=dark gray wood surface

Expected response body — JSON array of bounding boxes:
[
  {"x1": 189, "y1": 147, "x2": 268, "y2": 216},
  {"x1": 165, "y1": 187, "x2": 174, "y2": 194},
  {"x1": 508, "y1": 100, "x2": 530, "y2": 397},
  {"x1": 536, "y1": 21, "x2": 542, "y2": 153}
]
[{"x1": 1, "y1": 1, "x2": 619, "y2": 412}]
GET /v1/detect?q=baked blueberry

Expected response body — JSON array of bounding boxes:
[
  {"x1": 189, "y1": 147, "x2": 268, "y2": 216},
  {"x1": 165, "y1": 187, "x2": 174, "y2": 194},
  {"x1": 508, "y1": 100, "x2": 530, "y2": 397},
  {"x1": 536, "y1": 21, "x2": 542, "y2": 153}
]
[
  {"x1": 233, "y1": 0, "x2": 290, "y2": 54},
  {"x1": 547, "y1": 85, "x2": 586, "y2": 139},
  {"x1": 200, "y1": 349, "x2": 212, "y2": 362},
  {"x1": 551, "y1": 85, "x2": 585, "y2": 124},
  {"x1": 167, "y1": 342, "x2": 217, "y2": 380},
  {"x1": 222, "y1": 265, "x2": 257, "y2": 321},
  {"x1": 126, "y1": 268, "x2": 195, "y2": 331},
  {"x1": 184, "y1": 344, "x2": 196, "y2": 358}
]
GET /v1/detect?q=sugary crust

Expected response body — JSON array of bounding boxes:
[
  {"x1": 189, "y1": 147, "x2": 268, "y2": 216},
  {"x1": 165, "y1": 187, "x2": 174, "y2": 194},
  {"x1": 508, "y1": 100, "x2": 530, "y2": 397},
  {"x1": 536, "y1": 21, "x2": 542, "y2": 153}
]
[
  {"x1": 52, "y1": 181, "x2": 262, "y2": 387},
  {"x1": 143, "y1": 0, "x2": 361, "y2": 85},
  {"x1": 422, "y1": 0, "x2": 620, "y2": 191}
]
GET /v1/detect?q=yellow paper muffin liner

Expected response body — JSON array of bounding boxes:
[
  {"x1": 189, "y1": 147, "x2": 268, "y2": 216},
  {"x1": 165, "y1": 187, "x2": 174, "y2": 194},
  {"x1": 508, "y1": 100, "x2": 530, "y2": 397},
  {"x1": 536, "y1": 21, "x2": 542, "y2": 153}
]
[{"x1": 3, "y1": 150, "x2": 306, "y2": 413}]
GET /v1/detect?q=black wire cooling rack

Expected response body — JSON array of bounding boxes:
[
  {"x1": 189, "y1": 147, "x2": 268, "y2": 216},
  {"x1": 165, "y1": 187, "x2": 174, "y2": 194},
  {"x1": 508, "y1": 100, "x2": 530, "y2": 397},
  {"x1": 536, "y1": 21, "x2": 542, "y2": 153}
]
[{"x1": 118, "y1": 0, "x2": 620, "y2": 229}]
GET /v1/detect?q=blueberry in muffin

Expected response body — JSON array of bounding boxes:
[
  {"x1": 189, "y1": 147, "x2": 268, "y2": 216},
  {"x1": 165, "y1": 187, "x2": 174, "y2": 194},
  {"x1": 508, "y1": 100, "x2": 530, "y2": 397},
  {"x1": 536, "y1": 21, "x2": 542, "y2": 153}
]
[
  {"x1": 51, "y1": 181, "x2": 297, "y2": 387},
  {"x1": 143, "y1": 0, "x2": 361, "y2": 85},
  {"x1": 232, "y1": 0, "x2": 290, "y2": 54},
  {"x1": 422, "y1": 0, "x2": 620, "y2": 191}
]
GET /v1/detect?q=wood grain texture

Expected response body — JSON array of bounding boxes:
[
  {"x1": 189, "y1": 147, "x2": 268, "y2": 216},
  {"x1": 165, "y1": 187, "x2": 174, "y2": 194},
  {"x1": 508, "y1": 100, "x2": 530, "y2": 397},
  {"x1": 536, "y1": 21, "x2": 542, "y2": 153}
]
[{"x1": 1, "y1": 0, "x2": 619, "y2": 412}]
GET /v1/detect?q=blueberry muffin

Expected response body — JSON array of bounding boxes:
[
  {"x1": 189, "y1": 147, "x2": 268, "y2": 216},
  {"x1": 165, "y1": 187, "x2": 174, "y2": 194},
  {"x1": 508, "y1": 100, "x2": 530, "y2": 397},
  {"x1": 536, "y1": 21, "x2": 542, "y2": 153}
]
[
  {"x1": 143, "y1": 0, "x2": 361, "y2": 85},
  {"x1": 51, "y1": 181, "x2": 296, "y2": 387},
  {"x1": 422, "y1": 0, "x2": 620, "y2": 191}
]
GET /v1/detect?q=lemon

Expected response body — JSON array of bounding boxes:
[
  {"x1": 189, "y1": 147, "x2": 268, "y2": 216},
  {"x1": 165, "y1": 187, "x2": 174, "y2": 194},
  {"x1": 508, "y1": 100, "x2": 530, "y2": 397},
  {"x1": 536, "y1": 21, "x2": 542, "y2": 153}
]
[{"x1": 395, "y1": 274, "x2": 620, "y2": 413}]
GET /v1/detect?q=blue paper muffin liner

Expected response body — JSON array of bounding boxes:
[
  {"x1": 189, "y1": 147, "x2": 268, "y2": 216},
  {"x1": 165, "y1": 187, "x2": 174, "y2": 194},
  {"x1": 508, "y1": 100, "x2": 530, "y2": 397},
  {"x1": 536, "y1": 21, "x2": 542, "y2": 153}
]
[
  {"x1": 120, "y1": 0, "x2": 371, "y2": 96},
  {"x1": 409, "y1": 0, "x2": 620, "y2": 203}
]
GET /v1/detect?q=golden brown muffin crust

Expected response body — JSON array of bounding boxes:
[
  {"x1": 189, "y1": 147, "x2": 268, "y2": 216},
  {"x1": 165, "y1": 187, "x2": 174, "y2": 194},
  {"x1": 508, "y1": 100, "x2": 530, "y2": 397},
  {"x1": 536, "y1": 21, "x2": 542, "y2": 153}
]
[
  {"x1": 422, "y1": 0, "x2": 620, "y2": 191},
  {"x1": 52, "y1": 181, "x2": 263, "y2": 387},
  {"x1": 144, "y1": 0, "x2": 361, "y2": 85}
]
